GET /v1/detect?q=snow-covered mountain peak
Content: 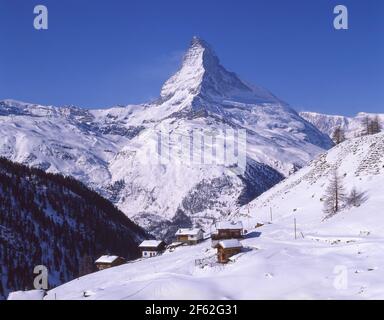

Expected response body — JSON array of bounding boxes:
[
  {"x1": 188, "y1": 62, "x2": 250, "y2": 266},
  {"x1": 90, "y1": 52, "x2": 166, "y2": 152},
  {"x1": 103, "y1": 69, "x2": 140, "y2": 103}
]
[
  {"x1": 0, "y1": 38, "x2": 334, "y2": 241},
  {"x1": 185, "y1": 36, "x2": 218, "y2": 66},
  {"x1": 160, "y1": 38, "x2": 284, "y2": 109},
  {"x1": 159, "y1": 37, "x2": 217, "y2": 103}
]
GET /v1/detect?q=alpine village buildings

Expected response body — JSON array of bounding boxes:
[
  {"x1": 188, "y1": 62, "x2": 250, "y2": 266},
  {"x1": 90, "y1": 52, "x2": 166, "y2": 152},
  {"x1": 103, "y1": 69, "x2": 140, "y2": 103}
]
[{"x1": 95, "y1": 221, "x2": 245, "y2": 271}]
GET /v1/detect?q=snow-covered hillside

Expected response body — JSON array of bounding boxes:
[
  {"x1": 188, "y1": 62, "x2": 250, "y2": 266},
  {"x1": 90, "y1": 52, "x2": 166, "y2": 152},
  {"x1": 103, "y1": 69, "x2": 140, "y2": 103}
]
[
  {"x1": 236, "y1": 132, "x2": 384, "y2": 230},
  {"x1": 300, "y1": 111, "x2": 384, "y2": 139},
  {"x1": 0, "y1": 38, "x2": 332, "y2": 239},
  {"x1": 43, "y1": 133, "x2": 384, "y2": 300}
]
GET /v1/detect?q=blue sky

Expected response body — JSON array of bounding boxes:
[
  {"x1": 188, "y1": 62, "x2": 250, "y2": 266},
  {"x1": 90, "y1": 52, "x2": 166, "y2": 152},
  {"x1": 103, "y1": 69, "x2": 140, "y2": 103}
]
[{"x1": 0, "y1": 0, "x2": 383, "y2": 116}]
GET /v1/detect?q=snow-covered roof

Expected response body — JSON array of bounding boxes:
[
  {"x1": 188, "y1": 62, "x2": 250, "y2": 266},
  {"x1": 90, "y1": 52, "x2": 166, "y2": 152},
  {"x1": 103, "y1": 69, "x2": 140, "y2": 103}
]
[
  {"x1": 175, "y1": 228, "x2": 203, "y2": 236},
  {"x1": 139, "y1": 240, "x2": 164, "y2": 248},
  {"x1": 7, "y1": 290, "x2": 46, "y2": 300},
  {"x1": 215, "y1": 221, "x2": 243, "y2": 230},
  {"x1": 95, "y1": 255, "x2": 121, "y2": 264},
  {"x1": 217, "y1": 239, "x2": 242, "y2": 249}
]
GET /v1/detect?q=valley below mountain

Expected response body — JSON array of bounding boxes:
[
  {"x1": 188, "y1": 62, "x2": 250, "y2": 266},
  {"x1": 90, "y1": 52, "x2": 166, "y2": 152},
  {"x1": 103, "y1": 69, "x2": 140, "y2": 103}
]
[
  {"x1": 38, "y1": 132, "x2": 384, "y2": 300},
  {"x1": 43, "y1": 132, "x2": 384, "y2": 300}
]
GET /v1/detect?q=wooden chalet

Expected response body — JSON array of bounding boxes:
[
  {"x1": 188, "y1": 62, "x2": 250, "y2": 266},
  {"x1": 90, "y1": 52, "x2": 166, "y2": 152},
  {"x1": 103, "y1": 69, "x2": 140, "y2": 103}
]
[
  {"x1": 138, "y1": 240, "x2": 166, "y2": 258},
  {"x1": 211, "y1": 221, "x2": 244, "y2": 241},
  {"x1": 214, "y1": 239, "x2": 243, "y2": 264},
  {"x1": 94, "y1": 255, "x2": 126, "y2": 271},
  {"x1": 175, "y1": 228, "x2": 204, "y2": 245}
]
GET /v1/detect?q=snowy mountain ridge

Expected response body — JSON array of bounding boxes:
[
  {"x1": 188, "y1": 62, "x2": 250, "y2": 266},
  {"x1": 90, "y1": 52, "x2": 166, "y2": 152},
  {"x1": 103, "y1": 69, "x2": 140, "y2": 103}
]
[
  {"x1": 0, "y1": 38, "x2": 333, "y2": 238},
  {"x1": 300, "y1": 111, "x2": 384, "y2": 139}
]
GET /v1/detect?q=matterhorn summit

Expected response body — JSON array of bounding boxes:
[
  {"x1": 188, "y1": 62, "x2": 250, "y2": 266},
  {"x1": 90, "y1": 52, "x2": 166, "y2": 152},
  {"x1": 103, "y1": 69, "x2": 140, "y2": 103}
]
[
  {"x1": 0, "y1": 37, "x2": 333, "y2": 239},
  {"x1": 160, "y1": 36, "x2": 285, "y2": 114}
]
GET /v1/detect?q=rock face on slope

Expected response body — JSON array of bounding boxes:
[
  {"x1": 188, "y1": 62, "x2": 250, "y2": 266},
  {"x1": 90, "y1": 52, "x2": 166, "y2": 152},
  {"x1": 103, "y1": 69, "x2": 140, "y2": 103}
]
[
  {"x1": 0, "y1": 38, "x2": 333, "y2": 239},
  {"x1": 0, "y1": 157, "x2": 149, "y2": 300}
]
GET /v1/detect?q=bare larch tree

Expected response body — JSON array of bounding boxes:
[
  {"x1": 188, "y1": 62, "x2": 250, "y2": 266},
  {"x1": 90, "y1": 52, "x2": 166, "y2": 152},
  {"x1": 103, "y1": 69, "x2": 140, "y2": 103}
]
[
  {"x1": 361, "y1": 115, "x2": 382, "y2": 136},
  {"x1": 332, "y1": 126, "x2": 346, "y2": 145},
  {"x1": 370, "y1": 115, "x2": 382, "y2": 135},
  {"x1": 361, "y1": 116, "x2": 372, "y2": 136},
  {"x1": 323, "y1": 170, "x2": 346, "y2": 219}
]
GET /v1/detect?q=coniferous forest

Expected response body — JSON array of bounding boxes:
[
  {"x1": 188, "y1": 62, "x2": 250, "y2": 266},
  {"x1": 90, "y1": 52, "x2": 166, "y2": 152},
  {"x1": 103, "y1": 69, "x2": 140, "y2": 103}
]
[{"x1": 0, "y1": 157, "x2": 149, "y2": 299}]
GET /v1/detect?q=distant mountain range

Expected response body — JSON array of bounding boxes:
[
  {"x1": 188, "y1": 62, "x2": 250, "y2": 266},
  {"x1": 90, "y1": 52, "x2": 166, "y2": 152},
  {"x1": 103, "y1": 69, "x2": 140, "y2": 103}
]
[{"x1": 300, "y1": 111, "x2": 384, "y2": 139}]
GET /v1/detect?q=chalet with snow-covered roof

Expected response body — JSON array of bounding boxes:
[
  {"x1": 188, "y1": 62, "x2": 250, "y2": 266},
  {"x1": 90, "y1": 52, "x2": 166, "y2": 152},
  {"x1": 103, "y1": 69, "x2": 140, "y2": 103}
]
[
  {"x1": 138, "y1": 240, "x2": 166, "y2": 258},
  {"x1": 94, "y1": 255, "x2": 126, "y2": 271},
  {"x1": 175, "y1": 228, "x2": 204, "y2": 245},
  {"x1": 211, "y1": 221, "x2": 244, "y2": 241},
  {"x1": 215, "y1": 239, "x2": 243, "y2": 264}
]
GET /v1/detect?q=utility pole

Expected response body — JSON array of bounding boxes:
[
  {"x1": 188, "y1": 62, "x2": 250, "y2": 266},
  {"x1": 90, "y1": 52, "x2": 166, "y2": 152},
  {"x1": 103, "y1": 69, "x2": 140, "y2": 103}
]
[
  {"x1": 270, "y1": 207, "x2": 273, "y2": 222},
  {"x1": 294, "y1": 217, "x2": 297, "y2": 240},
  {"x1": 247, "y1": 205, "x2": 251, "y2": 229}
]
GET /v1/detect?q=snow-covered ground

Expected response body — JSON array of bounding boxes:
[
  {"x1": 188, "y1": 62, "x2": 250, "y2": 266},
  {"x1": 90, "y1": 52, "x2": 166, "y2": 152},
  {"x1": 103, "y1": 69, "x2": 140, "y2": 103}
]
[
  {"x1": 44, "y1": 133, "x2": 384, "y2": 300},
  {"x1": 44, "y1": 221, "x2": 384, "y2": 300}
]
